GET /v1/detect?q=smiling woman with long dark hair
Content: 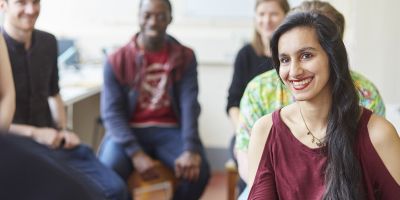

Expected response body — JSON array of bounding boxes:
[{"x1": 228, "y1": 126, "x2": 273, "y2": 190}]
[{"x1": 247, "y1": 12, "x2": 400, "y2": 199}]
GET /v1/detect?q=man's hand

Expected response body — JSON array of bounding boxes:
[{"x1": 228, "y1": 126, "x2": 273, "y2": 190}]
[
  {"x1": 31, "y1": 127, "x2": 64, "y2": 149},
  {"x1": 132, "y1": 151, "x2": 159, "y2": 180},
  {"x1": 60, "y1": 130, "x2": 81, "y2": 149},
  {"x1": 174, "y1": 151, "x2": 201, "y2": 182}
]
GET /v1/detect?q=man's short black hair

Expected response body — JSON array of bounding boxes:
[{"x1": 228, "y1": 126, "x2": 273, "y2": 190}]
[{"x1": 139, "y1": 0, "x2": 172, "y2": 14}]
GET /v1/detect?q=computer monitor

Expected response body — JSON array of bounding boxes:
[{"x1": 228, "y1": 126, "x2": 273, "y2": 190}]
[{"x1": 58, "y1": 39, "x2": 80, "y2": 68}]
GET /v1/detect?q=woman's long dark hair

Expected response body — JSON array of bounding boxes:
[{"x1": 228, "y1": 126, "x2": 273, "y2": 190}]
[{"x1": 270, "y1": 12, "x2": 364, "y2": 199}]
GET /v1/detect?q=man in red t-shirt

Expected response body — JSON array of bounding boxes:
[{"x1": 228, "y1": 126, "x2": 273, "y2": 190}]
[{"x1": 98, "y1": 0, "x2": 210, "y2": 199}]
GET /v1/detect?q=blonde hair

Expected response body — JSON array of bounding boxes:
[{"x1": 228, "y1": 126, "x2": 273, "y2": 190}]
[
  {"x1": 291, "y1": 0, "x2": 345, "y2": 39},
  {"x1": 251, "y1": 0, "x2": 290, "y2": 56}
]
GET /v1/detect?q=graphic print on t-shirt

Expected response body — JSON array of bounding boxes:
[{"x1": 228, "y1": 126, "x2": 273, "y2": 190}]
[
  {"x1": 130, "y1": 48, "x2": 178, "y2": 127},
  {"x1": 138, "y1": 62, "x2": 171, "y2": 110}
]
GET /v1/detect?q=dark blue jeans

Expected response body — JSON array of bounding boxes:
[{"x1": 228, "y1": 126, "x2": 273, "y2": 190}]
[
  {"x1": 98, "y1": 127, "x2": 210, "y2": 200},
  {"x1": 51, "y1": 145, "x2": 130, "y2": 200}
]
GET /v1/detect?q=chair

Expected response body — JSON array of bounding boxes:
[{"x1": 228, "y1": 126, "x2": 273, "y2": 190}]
[
  {"x1": 225, "y1": 159, "x2": 239, "y2": 200},
  {"x1": 93, "y1": 117, "x2": 178, "y2": 200},
  {"x1": 128, "y1": 161, "x2": 177, "y2": 200}
]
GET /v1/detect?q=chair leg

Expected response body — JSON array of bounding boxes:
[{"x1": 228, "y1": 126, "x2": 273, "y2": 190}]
[
  {"x1": 225, "y1": 159, "x2": 238, "y2": 200},
  {"x1": 92, "y1": 117, "x2": 103, "y2": 151}
]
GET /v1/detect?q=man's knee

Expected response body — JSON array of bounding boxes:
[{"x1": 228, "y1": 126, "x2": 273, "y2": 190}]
[
  {"x1": 174, "y1": 159, "x2": 210, "y2": 199},
  {"x1": 103, "y1": 177, "x2": 130, "y2": 200},
  {"x1": 98, "y1": 137, "x2": 133, "y2": 180},
  {"x1": 198, "y1": 159, "x2": 211, "y2": 188}
]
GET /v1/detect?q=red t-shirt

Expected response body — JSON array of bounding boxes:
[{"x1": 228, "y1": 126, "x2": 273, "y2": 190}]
[
  {"x1": 130, "y1": 46, "x2": 178, "y2": 127},
  {"x1": 249, "y1": 108, "x2": 400, "y2": 200}
]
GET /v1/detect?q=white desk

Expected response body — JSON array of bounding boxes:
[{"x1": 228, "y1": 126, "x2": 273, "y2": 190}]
[
  {"x1": 59, "y1": 64, "x2": 103, "y2": 146},
  {"x1": 60, "y1": 64, "x2": 103, "y2": 106}
]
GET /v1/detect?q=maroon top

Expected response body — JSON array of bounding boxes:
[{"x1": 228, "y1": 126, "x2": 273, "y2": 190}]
[{"x1": 249, "y1": 108, "x2": 400, "y2": 200}]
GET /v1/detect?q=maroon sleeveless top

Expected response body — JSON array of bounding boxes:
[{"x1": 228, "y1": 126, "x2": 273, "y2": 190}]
[{"x1": 248, "y1": 108, "x2": 400, "y2": 200}]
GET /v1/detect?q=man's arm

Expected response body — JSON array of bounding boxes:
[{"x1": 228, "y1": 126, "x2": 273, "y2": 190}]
[
  {"x1": 9, "y1": 93, "x2": 79, "y2": 149},
  {"x1": 48, "y1": 94, "x2": 67, "y2": 129},
  {"x1": 9, "y1": 124, "x2": 64, "y2": 149},
  {"x1": 174, "y1": 52, "x2": 203, "y2": 181},
  {"x1": 101, "y1": 59, "x2": 159, "y2": 177},
  {"x1": 0, "y1": 34, "x2": 15, "y2": 129},
  {"x1": 101, "y1": 60, "x2": 142, "y2": 156},
  {"x1": 48, "y1": 93, "x2": 80, "y2": 149},
  {"x1": 177, "y1": 53, "x2": 202, "y2": 153}
]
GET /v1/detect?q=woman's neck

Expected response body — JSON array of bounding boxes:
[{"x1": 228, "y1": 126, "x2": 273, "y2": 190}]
[{"x1": 297, "y1": 94, "x2": 332, "y2": 139}]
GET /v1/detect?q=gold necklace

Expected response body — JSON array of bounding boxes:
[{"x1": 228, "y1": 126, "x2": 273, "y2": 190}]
[{"x1": 299, "y1": 106, "x2": 325, "y2": 147}]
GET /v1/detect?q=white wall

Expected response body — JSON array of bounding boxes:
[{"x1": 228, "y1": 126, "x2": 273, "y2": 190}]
[
  {"x1": 35, "y1": 0, "x2": 253, "y2": 64},
  {"x1": 330, "y1": 0, "x2": 400, "y2": 130},
  {"x1": 3, "y1": 0, "x2": 398, "y2": 148},
  {"x1": 198, "y1": 64, "x2": 234, "y2": 147},
  {"x1": 331, "y1": 0, "x2": 400, "y2": 104}
]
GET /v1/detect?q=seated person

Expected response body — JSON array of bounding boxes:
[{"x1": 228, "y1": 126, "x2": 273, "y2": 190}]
[
  {"x1": 0, "y1": 0, "x2": 129, "y2": 199},
  {"x1": 98, "y1": 0, "x2": 210, "y2": 199},
  {"x1": 248, "y1": 11, "x2": 400, "y2": 199},
  {"x1": 235, "y1": 1, "x2": 386, "y2": 198},
  {"x1": 0, "y1": 133, "x2": 101, "y2": 200},
  {"x1": 0, "y1": 34, "x2": 14, "y2": 129}
]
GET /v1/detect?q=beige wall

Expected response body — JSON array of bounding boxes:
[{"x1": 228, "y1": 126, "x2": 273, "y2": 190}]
[
  {"x1": 2, "y1": 0, "x2": 398, "y2": 148},
  {"x1": 331, "y1": 0, "x2": 400, "y2": 104}
]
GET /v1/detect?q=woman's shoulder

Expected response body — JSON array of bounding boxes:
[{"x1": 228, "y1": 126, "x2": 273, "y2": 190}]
[
  {"x1": 251, "y1": 106, "x2": 293, "y2": 139},
  {"x1": 368, "y1": 114, "x2": 399, "y2": 147},
  {"x1": 247, "y1": 112, "x2": 274, "y2": 186},
  {"x1": 237, "y1": 43, "x2": 257, "y2": 56},
  {"x1": 252, "y1": 112, "x2": 274, "y2": 139},
  {"x1": 239, "y1": 43, "x2": 254, "y2": 51},
  {"x1": 367, "y1": 114, "x2": 400, "y2": 184}
]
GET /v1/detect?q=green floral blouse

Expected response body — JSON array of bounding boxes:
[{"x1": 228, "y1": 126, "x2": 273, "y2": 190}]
[{"x1": 235, "y1": 70, "x2": 385, "y2": 151}]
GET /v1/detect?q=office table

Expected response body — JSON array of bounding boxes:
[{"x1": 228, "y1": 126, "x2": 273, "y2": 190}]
[{"x1": 59, "y1": 64, "x2": 103, "y2": 147}]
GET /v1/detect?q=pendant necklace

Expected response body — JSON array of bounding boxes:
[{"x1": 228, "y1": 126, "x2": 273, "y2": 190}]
[{"x1": 299, "y1": 105, "x2": 325, "y2": 147}]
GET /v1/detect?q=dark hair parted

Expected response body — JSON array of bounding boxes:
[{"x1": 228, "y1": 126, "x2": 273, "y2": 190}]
[
  {"x1": 139, "y1": 0, "x2": 172, "y2": 14},
  {"x1": 270, "y1": 12, "x2": 364, "y2": 200}
]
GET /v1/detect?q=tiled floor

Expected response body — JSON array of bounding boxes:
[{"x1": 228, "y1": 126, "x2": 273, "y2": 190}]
[{"x1": 200, "y1": 171, "x2": 227, "y2": 200}]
